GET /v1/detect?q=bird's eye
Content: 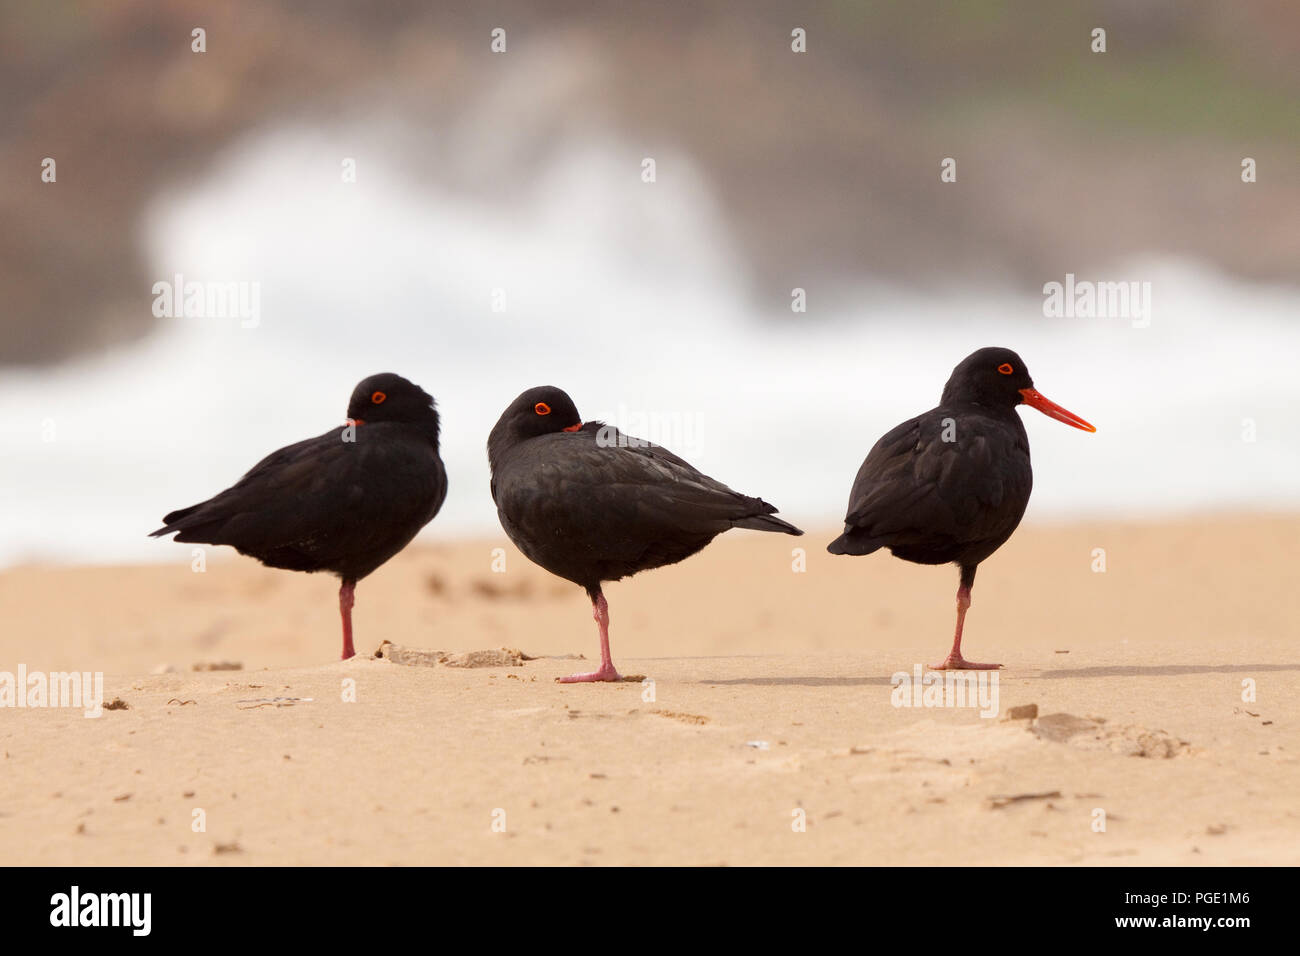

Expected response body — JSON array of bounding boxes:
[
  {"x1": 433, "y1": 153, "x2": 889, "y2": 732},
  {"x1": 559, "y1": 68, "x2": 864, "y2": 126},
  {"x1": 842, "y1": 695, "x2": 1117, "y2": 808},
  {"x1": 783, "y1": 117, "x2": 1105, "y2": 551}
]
[
  {"x1": 371, "y1": 391, "x2": 387, "y2": 404},
  {"x1": 535, "y1": 402, "x2": 552, "y2": 416},
  {"x1": 997, "y1": 363, "x2": 1014, "y2": 375}
]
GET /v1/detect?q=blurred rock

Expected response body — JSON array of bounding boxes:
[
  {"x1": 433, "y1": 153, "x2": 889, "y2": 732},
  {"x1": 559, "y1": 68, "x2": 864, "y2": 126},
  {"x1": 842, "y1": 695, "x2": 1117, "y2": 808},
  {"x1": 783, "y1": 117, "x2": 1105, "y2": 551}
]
[{"x1": 3, "y1": 0, "x2": 1297, "y2": 365}]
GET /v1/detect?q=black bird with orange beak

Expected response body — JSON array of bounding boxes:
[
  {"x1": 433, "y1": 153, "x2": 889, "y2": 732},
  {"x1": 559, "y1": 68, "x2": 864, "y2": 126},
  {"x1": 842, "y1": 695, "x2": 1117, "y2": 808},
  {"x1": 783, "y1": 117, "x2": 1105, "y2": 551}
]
[
  {"x1": 489, "y1": 386, "x2": 803, "y2": 683},
  {"x1": 828, "y1": 347, "x2": 1094, "y2": 669},
  {"x1": 151, "y1": 373, "x2": 448, "y2": 660}
]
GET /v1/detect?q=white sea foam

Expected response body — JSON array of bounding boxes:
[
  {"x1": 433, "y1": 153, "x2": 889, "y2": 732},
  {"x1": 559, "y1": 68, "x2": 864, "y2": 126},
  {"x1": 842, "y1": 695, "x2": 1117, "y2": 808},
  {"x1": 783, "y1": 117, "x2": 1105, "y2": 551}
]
[{"x1": 1, "y1": 126, "x2": 1296, "y2": 568}]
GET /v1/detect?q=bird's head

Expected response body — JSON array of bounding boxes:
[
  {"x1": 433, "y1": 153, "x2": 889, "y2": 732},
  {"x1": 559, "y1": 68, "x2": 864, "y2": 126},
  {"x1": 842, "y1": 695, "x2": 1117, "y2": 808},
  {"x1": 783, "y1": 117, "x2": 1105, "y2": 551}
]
[
  {"x1": 494, "y1": 386, "x2": 583, "y2": 439},
  {"x1": 943, "y1": 347, "x2": 1095, "y2": 432},
  {"x1": 346, "y1": 373, "x2": 438, "y2": 427},
  {"x1": 488, "y1": 385, "x2": 584, "y2": 467}
]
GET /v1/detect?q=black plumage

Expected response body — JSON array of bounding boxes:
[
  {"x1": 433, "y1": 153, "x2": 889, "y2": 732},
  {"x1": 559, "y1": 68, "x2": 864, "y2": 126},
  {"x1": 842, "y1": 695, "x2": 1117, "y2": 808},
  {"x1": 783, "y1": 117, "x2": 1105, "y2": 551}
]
[
  {"x1": 828, "y1": 347, "x2": 1094, "y2": 669},
  {"x1": 151, "y1": 372, "x2": 447, "y2": 659},
  {"x1": 488, "y1": 385, "x2": 803, "y2": 682}
]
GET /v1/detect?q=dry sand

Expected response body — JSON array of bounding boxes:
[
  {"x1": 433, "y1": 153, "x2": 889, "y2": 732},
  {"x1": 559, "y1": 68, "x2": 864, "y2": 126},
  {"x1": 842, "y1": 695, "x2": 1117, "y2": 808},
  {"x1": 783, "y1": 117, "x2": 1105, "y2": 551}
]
[{"x1": 1, "y1": 515, "x2": 1297, "y2": 865}]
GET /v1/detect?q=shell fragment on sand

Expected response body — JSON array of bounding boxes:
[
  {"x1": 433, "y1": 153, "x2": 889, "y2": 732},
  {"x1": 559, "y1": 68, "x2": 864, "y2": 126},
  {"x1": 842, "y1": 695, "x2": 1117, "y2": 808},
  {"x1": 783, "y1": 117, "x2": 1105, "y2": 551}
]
[
  {"x1": 374, "y1": 641, "x2": 524, "y2": 669},
  {"x1": 1030, "y1": 712, "x2": 1191, "y2": 758},
  {"x1": 989, "y1": 790, "x2": 1062, "y2": 809},
  {"x1": 235, "y1": 697, "x2": 313, "y2": 709}
]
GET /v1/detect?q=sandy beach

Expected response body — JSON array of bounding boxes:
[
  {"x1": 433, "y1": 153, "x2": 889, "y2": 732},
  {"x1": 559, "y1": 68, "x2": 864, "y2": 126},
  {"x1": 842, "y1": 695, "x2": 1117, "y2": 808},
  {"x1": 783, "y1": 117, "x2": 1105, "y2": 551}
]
[{"x1": 1, "y1": 514, "x2": 1296, "y2": 866}]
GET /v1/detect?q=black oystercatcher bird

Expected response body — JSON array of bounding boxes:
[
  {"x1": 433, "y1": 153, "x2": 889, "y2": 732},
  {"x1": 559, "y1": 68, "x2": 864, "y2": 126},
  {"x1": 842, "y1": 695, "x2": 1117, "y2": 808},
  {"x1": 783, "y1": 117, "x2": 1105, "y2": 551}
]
[
  {"x1": 488, "y1": 386, "x2": 804, "y2": 682},
  {"x1": 827, "y1": 347, "x2": 1094, "y2": 669},
  {"x1": 151, "y1": 373, "x2": 448, "y2": 660}
]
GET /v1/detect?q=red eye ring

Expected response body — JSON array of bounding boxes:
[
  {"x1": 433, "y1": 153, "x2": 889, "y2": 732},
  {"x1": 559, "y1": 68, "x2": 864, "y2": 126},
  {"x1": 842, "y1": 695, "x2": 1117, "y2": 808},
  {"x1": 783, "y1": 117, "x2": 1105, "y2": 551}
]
[
  {"x1": 997, "y1": 363, "x2": 1014, "y2": 375},
  {"x1": 535, "y1": 402, "x2": 551, "y2": 416},
  {"x1": 371, "y1": 391, "x2": 387, "y2": 404}
]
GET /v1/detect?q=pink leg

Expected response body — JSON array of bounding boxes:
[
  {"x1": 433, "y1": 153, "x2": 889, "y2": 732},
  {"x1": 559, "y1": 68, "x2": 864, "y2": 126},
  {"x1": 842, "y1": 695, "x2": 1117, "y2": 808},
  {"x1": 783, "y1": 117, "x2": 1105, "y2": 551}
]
[
  {"x1": 339, "y1": 579, "x2": 356, "y2": 660},
  {"x1": 930, "y1": 584, "x2": 1001, "y2": 670},
  {"x1": 557, "y1": 590, "x2": 623, "y2": 683}
]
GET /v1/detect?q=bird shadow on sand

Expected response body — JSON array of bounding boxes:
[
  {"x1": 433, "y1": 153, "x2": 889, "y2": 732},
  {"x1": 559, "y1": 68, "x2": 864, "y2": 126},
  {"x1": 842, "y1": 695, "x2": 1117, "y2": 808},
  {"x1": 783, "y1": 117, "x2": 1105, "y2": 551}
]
[
  {"x1": 693, "y1": 663, "x2": 1300, "y2": 687},
  {"x1": 1032, "y1": 663, "x2": 1300, "y2": 679},
  {"x1": 693, "y1": 676, "x2": 900, "y2": 687}
]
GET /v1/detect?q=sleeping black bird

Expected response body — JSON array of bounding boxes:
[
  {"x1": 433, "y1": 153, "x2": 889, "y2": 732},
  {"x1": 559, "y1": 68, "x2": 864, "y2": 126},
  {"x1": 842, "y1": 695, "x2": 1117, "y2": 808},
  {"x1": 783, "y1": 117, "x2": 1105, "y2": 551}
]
[
  {"x1": 151, "y1": 373, "x2": 448, "y2": 659},
  {"x1": 828, "y1": 347, "x2": 1095, "y2": 669},
  {"x1": 488, "y1": 386, "x2": 803, "y2": 682}
]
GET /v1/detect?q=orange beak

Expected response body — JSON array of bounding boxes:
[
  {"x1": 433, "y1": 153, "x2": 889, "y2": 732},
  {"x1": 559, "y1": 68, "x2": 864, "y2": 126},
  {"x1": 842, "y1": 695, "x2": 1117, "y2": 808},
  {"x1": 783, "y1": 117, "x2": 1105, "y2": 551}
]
[
  {"x1": 1018, "y1": 388, "x2": 1096, "y2": 432},
  {"x1": 562, "y1": 422, "x2": 583, "y2": 432}
]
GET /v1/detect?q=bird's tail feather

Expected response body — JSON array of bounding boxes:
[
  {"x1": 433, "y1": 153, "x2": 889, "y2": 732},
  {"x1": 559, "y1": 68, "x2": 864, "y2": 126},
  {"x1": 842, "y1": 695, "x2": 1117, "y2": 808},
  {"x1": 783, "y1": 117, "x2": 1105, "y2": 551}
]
[
  {"x1": 734, "y1": 513, "x2": 804, "y2": 536},
  {"x1": 149, "y1": 502, "x2": 206, "y2": 538},
  {"x1": 826, "y1": 529, "x2": 883, "y2": 555}
]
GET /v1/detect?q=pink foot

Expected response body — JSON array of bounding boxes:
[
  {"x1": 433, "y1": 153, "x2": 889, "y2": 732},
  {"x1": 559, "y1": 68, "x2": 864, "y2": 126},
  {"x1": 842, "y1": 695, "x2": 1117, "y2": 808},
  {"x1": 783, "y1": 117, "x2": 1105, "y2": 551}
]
[
  {"x1": 930, "y1": 655, "x2": 1002, "y2": 670},
  {"x1": 556, "y1": 663, "x2": 623, "y2": 683}
]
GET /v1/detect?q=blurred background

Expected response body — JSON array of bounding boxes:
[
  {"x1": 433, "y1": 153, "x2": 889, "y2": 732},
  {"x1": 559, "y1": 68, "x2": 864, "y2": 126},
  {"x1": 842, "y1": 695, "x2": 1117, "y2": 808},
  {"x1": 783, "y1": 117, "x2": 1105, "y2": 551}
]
[{"x1": 1, "y1": 0, "x2": 1297, "y2": 566}]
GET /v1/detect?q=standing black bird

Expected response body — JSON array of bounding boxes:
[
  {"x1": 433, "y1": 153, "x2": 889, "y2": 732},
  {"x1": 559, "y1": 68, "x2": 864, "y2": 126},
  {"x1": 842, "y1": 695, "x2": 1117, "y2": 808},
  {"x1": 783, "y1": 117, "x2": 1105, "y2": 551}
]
[
  {"x1": 488, "y1": 386, "x2": 804, "y2": 682},
  {"x1": 827, "y1": 347, "x2": 1094, "y2": 669},
  {"x1": 151, "y1": 373, "x2": 448, "y2": 660}
]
